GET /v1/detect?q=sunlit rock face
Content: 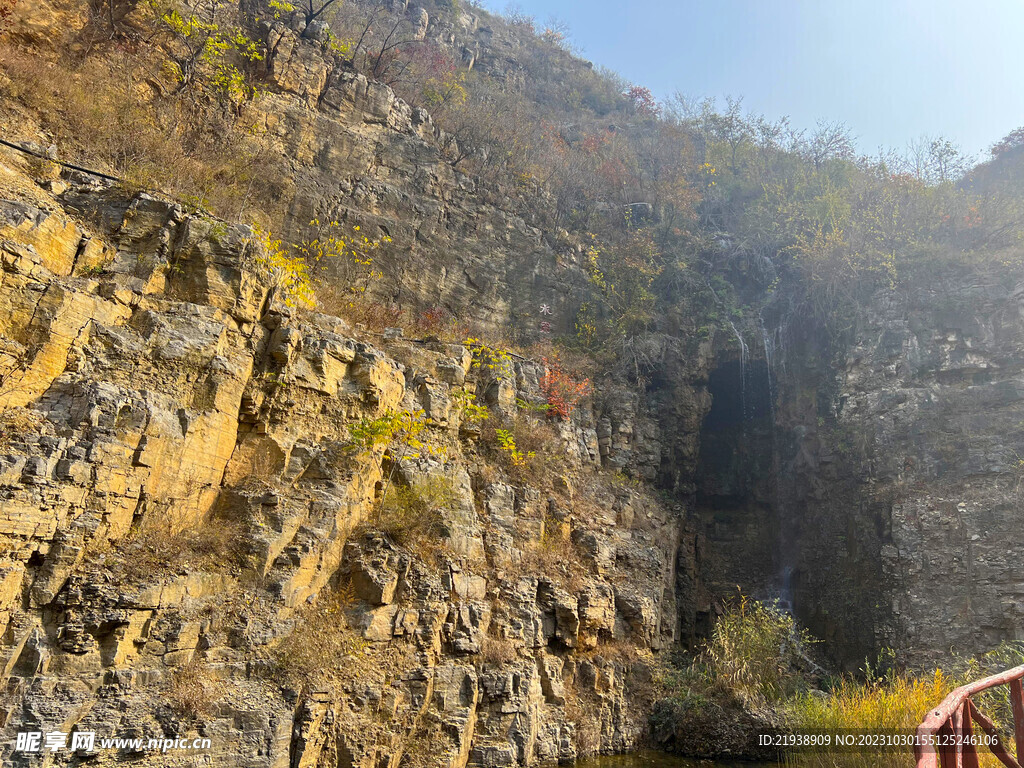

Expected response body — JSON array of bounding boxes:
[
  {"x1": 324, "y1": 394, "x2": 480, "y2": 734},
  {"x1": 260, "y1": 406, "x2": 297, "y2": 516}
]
[{"x1": 0, "y1": 163, "x2": 699, "y2": 765}]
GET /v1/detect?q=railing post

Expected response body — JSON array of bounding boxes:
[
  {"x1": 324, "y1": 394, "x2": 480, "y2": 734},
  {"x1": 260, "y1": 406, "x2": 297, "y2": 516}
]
[
  {"x1": 1011, "y1": 678, "x2": 1024, "y2": 764},
  {"x1": 939, "y1": 718, "x2": 957, "y2": 768},
  {"x1": 960, "y1": 699, "x2": 980, "y2": 768},
  {"x1": 967, "y1": 698, "x2": 1022, "y2": 768}
]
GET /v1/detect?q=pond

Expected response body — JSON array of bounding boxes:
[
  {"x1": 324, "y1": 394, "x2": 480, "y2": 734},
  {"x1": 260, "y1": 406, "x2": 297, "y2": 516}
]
[{"x1": 576, "y1": 750, "x2": 779, "y2": 768}]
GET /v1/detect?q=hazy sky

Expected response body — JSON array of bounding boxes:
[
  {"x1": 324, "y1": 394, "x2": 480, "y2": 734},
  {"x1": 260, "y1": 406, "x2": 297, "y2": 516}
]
[{"x1": 481, "y1": 0, "x2": 1024, "y2": 162}]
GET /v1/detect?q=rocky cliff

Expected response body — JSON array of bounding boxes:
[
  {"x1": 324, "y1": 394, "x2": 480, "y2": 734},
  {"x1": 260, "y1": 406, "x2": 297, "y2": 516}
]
[
  {"x1": 685, "y1": 259, "x2": 1024, "y2": 669},
  {"x1": 0, "y1": 6, "x2": 735, "y2": 763},
  {"x1": 0, "y1": 156, "x2": 704, "y2": 765},
  {"x1": 835, "y1": 265, "x2": 1024, "y2": 664},
  {"x1": 4, "y1": 1, "x2": 1024, "y2": 765}
]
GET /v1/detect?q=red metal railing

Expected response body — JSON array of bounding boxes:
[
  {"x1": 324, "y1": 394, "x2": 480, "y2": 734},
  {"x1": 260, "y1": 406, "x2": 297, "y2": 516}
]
[{"x1": 916, "y1": 664, "x2": 1024, "y2": 768}]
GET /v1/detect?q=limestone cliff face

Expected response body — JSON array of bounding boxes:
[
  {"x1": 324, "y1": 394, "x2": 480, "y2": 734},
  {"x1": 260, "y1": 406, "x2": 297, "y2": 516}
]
[
  {"x1": 5, "y1": 8, "x2": 1024, "y2": 766},
  {"x1": 253, "y1": 19, "x2": 589, "y2": 342},
  {"x1": 248, "y1": 9, "x2": 1024, "y2": 671},
  {"x1": 833, "y1": 266, "x2": 1024, "y2": 664},
  {"x1": 754, "y1": 263, "x2": 1024, "y2": 667},
  {"x1": 0, "y1": 152, "x2": 699, "y2": 765}
]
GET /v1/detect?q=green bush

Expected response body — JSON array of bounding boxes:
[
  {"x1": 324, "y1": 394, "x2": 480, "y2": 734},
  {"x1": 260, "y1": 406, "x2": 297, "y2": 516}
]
[
  {"x1": 374, "y1": 476, "x2": 454, "y2": 549},
  {"x1": 698, "y1": 595, "x2": 817, "y2": 705}
]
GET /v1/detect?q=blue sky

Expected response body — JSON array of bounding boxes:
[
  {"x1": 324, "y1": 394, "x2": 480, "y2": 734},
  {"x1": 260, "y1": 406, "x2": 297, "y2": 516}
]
[{"x1": 482, "y1": 0, "x2": 1024, "y2": 162}]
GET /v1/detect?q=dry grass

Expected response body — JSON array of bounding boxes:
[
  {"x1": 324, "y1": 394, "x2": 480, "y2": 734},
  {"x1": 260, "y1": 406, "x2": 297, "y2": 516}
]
[
  {"x1": 587, "y1": 637, "x2": 644, "y2": 664},
  {"x1": 312, "y1": 292, "x2": 476, "y2": 343},
  {"x1": 400, "y1": 721, "x2": 454, "y2": 768},
  {"x1": 0, "y1": 41, "x2": 288, "y2": 223},
  {"x1": 786, "y1": 643, "x2": 1024, "y2": 768},
  {"x1": 568, "y1": 484, "x2": 611, "y2": 528},
  {"x1": 474, "y1": 462, "x2": 499, "y2": 488},
  {"x1": 564, "y1": 688, "x2": 604, "y2": 756},
  {"x1": 481, "y1": 413, "x2": 563, "y2": 485},
  {"x1": 0, "y1": 407, "x2": 48, "y2": 448},
  {"x1": 479, "y1": 634, "x2": 519, "y2": 666},
  {"x1": 364, "y1": 476, "x2": 454, "y2": 563},
  {"x1": 406, "y1": 306, "x2": 473, "y2": 342},
  {"x1": 167, "y1": 658, "x2": 215, "y2": 718},
  {"x1": 653, "y1": 597, "x2": 1013, "y2": 767},
  {"x1": 271, "y1": 585, "x2": 368, "y2": 688},
  {"x1": 781, "y1": 671, "x2": 974, "y2": 768},
  {"x1": 518, "y1": 511, "x2": 588, "y2": 591},
  {"x1": 110, "y1": 504, "x2": 252, "y2": 582},
  {"x1": 235, "y1": 460, "x2": 281, "y2": 495},
  {"x1": 508, "y1": 413, "x2": 562, "y2": 458},
  {"x1": 314, "y1": 282, "x2": 406, "y2": 333}
]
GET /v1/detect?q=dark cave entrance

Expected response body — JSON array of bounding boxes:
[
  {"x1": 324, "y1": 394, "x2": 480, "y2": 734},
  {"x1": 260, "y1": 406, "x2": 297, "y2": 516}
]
[
  {"x1": 694, "y1": 355, "x2": 785, "y2": 608},
  {"x1": 697, "y1": 357, "x2": 774, "y2": 507},
  {"x1": 701, "y1": 358, "x2": 773, "y2": 432},
  {"x1": 680, "y1": 312, "x2": 887, "y2": 669}
]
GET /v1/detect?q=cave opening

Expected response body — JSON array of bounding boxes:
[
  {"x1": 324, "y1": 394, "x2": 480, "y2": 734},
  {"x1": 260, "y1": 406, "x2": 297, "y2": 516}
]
[
  {"x1": 696, "y1": 357, "x2": 775, "y2": 508},
  {"x1": 693, "y1": 355, "x2": 784, "y2": 609},
  {"x1": 702, "y1": 358, "x2": 773, "y2": 431}
]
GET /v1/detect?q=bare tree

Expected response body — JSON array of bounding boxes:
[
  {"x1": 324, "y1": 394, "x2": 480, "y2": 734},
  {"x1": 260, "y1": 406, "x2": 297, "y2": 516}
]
[
  {"x1": 297, "y1": 0, "x2": 341, "y2": 25},
  {"x1": 341, "y1": 2, "x2": 426, "y2": 83},
  {"x1": 927, "y1": 137, "x2": 970, "y2": 183},
  {"x1": 907, "y1": 135, "x2": 970, "y2": 183},
  {"x1": 807, "y1": 120, "x2": 855, "y2": 170},
  {"x1": 697, "y1": 96, "x2": 753, "y2": 174}
]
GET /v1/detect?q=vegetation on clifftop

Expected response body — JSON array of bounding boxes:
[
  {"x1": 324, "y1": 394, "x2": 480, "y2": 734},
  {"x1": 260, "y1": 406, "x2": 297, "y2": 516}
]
[{"x1": 4, "y1": 0, "x2": 1024, "y2": 357}]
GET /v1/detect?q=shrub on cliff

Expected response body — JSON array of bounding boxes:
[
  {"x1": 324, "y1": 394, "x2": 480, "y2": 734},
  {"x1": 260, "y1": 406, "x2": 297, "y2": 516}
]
[
  {"x1": 0, "y1": 0, "x2": 288, "y2": 221},
  {"x1": 480, "y1": 413, "x2": 561, "y2": 485},
  {"x1": 539, "y1": 353, "x2": 591, "y2": 420},
  {"x1": 167, "y1": 658, "x2": 216, "y2": 718},
  {"x1": 699, "y1": 594, "x2": 818, "y2": 705},
  {"x1": 373, "y1": 476, "x2": 453, "y2": 551},
  {"x1": 246, "y1": 224, "x2": 316, "y2": 308},
  {"x1": 246, "y1": 220, "x2": 389, "y2": 310},
  {"x1": 272, "y1": 584, "x2": 368, "y2": 687},
  {"x1": 149, "y1": 0, "x2": 264, "y2": 103}
]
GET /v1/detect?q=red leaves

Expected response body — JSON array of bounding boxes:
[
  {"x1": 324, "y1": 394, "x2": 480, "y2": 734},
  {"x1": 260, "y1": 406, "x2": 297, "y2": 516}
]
[
  {"x1": 625, "y1": 85, "x2": 660, "y2": 118},
  {"x1": 539, "y1": 354, "x2": 591, "y2": 420},
  {"x1": 0, "y1": 0, "x2": 16, "y2": 27},
  {"x1": 414, "y1": 306, "x2": 451, "y2": 335}
]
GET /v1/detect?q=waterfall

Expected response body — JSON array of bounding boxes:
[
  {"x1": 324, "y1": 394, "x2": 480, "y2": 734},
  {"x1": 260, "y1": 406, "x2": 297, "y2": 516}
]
[
  {"x1": 760, "y1": 300, "x2": 800, "y2": 617},
  {"x1": 726, "y1": 318, "x2": 749, "y2": 420},
  {"x1": 705, "y1": 278, "x2": 751, "y2": 421},
  {"x1": 779, "y1": 565, "x2": 794, "y2": 613},
  {"x1": 758, "y1": 310, "x2": 775, "y2": 420}
]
